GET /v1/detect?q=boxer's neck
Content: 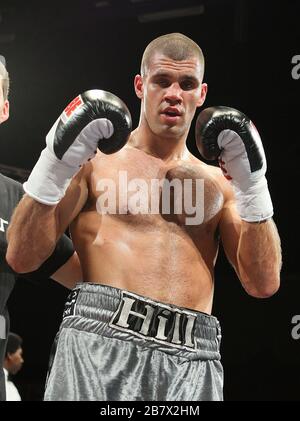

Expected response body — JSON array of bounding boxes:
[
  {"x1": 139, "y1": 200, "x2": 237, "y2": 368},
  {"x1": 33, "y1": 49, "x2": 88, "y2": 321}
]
[{"x1": 129, "y1": 128, "x2": 190, "y2": 162}]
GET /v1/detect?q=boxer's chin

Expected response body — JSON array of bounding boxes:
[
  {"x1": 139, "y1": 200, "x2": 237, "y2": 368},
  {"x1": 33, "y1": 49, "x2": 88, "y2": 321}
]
[{"x1": 154, "y1": 123, "x2": 186, "y2": 141}]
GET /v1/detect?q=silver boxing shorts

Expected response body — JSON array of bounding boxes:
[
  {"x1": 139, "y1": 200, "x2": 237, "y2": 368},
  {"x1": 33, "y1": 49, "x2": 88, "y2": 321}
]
[{"x1": 44, "y1": 283, "x2": 223, "y2": 401}]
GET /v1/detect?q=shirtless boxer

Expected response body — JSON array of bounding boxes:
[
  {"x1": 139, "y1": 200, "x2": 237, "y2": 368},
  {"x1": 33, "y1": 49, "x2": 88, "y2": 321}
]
[
  {"x1": 6, "y1": 34, "x2": 281, "y2": 401},
  {"x1": 0, "y1": 55, "x2": 81, "y2": 401}
]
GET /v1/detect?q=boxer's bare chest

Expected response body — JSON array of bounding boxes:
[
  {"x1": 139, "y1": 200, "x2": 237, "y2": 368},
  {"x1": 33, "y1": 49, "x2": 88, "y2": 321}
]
[
  {"x1": 85, "y1": 147, "x2": 225, "y2": 231},
  {"x1": 86, "y1": 147, "x2": 224, "y2": 234}
]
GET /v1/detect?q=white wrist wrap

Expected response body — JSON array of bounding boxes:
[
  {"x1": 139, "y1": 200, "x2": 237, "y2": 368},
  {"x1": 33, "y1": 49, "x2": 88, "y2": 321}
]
[
  {"x1": 23, "y1": 148, "x2": 80, "y2": 206},
  {"x1": 233, "y1": 176, "x2": 273, "y2": 222}
]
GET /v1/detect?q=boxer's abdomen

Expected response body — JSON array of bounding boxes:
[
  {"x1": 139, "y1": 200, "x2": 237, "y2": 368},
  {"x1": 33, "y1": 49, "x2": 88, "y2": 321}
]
[{"x1": 71, "y1": 209, "x2": 219, "y2": 313}]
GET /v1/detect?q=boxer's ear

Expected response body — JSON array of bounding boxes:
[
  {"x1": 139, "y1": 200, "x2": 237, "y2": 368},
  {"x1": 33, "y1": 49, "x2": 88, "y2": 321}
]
[
  {"x1": 134, "y1": 75, "x2": 144, "y2": 100},
  {"x1": 196, "y1": 83, "x2": 208, "y2": 108}
]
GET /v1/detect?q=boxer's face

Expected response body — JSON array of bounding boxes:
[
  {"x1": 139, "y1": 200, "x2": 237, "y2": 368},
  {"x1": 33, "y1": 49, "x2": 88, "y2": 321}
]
[
  {"x1": 0, "y1": 79, "x2": 9, "y2": 124},
  {"x1": 135, "y1": 52, "x2": 207, "y2": 140}
]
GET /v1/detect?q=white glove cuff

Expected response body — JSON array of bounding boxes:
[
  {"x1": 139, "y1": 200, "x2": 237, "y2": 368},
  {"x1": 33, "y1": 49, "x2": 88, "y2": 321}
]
[
  {"x1": 233, "y1": 176, "x2": 273, "y2": 222},
  {"x1": 23, "y1": 148, "x2": 80, "y2": 206}
]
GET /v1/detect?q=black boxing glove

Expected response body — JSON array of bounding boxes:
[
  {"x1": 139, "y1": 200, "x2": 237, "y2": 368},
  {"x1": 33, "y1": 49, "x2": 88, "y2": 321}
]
[
  {"x1": 195, "y1": 106, "x2": 273, "y2": 222},
  {"x1": 24, "y1": 90, "x2": 132, "y2": 205}
]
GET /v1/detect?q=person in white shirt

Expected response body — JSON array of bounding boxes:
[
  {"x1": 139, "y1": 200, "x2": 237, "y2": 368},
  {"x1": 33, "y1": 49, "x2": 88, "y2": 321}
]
[{"x1": 3, "y1": 332, "x2": 23, "y2": 401}]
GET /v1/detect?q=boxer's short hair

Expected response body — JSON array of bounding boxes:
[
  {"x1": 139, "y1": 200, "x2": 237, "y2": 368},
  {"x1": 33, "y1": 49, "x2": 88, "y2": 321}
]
[{"x1": 141, "y1": 33, "x2": 205, "y2": 80}]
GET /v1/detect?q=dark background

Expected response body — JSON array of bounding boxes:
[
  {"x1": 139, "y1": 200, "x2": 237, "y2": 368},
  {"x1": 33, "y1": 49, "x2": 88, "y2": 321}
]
[{"x1": 0, "y1": 0, "x2": 299, "y2": 401}]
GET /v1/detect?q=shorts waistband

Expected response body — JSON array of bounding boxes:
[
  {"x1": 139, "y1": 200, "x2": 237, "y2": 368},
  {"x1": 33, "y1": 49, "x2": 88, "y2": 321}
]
[{"x1": 61, "y1": 282, "x2": 222, "y2": 359}]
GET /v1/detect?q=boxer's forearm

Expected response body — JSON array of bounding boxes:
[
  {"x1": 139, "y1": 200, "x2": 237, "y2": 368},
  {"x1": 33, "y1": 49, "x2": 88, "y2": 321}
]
[
  {"x1": 6, "y1": 194, "x2": 59, "y2": 273},
  {"x1": 237, "y1": 218, "x2": 282, "y2": 297}
]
